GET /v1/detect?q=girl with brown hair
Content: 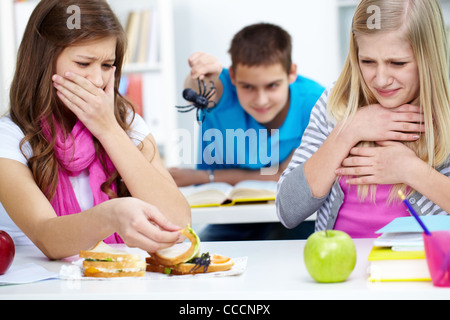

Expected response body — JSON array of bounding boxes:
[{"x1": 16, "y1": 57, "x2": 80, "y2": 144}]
[{"x1": 0, "y1": 0, "x2": 190, "y2": 259}]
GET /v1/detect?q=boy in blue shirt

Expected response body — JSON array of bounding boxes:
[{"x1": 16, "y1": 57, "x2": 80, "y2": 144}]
[{"x1": 170, "y1": 23, "x2": 324, "y2": 240}]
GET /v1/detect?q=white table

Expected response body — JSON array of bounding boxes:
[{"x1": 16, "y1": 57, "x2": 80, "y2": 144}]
[
  {"x1": 1, "y1": 239, "x2": 449, "y2": 300},
  {"x1": 191, "y1": 203, "x2": 316, "y2": 224}
]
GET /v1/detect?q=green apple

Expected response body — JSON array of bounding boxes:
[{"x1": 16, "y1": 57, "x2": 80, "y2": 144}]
[{"x1": 303, "y1": 230, "x2": 356, "y2": 283}]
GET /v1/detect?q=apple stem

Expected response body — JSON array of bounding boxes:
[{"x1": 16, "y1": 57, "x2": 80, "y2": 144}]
[{"x1": 325, "y1": 230, "x2": 329, "y2": 237}]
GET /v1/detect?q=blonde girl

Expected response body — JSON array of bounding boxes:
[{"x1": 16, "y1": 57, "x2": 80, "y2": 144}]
[{"x1": 277, "y1": 0, "x2": 450, "y2": 238}]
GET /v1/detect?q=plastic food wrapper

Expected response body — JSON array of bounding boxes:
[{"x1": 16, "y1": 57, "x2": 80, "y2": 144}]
[
  {"x1": 0, "y1": 263, "x2": 59, "y2": 285},
  {"x1": 59, "y1": 256, "x2": 247, "y2": 280}
]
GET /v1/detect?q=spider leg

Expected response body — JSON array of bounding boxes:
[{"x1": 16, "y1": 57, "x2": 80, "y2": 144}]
[
  {"x1": 176, "y1": 104, "x2": 195, "y2": 109},
  {"x1": 202, "y1": 79, "x2": 208, "y2": 96},
  {"x1": 196, "y1": 108, "x2": 206, "y2": 122},
  {"x1": 189, "y1": 264, "x2": 203, "y2": 273},
  {"x1": 196, "y1": 78, "x2": 202, "y2": 96},
  {"x1": 176, "y1": 105, "x2": 197, "y2": 113},
  {"x1": 204, "y1": 82, "x2": 217, "y2": 100},
  {"x1": 175, "y1": 103, "x2": 196, "y2": 109},
  {"x1": 198, "y1": 78, "x2": 207, "y2": 97}
]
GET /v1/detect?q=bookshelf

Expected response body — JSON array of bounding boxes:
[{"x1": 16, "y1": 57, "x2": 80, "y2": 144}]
[
  {"x1": 0, "y1": 0, "x2": 178, "y2": 165},
  {"x1": 107, "y1": 0, "x2": 178, "y2": 165}
]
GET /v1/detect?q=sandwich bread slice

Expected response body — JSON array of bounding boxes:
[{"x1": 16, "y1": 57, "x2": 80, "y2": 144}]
[
  {"x1": 146, "y1": 252, "x2": 235, "y2": 275},
  {"x1": 146, "y1": 225, "x2": 234, "y2": 275},
  {"x1": 79, "y1": 241, "x2": 146, "y2": 278}
]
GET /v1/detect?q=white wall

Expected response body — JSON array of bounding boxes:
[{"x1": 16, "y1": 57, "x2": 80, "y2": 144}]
[
  {"x1": 172, "y1": 0, "x2": 341, "y2": 144},
  {"x1": 0, "y1": 0, "x2": 342, "y2": 148},
  {"x1": 0, "y1": 0, "x2": 16, "y2": 116}
]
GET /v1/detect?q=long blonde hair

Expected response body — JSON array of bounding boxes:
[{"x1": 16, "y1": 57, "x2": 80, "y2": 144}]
[{"x1": 328, "y1": 0, "x2": 450, "y2": 202}]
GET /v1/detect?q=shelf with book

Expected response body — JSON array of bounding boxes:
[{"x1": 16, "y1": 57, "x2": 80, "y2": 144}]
[{"x1": 107, "y1": 0, "x2": 178, "y2": 165}]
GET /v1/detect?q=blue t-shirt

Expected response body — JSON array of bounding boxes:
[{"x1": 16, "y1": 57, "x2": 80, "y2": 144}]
[{"x1": 197, "y1": 69, "x2": 324, "y2": 171}]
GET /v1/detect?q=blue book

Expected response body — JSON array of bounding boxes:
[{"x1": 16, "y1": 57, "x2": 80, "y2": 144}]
[
  {"x1": 376, "y1": 215, "x2": 450, "y2": 234},
  {"x1": 374, "y1": 215, "x2": 450, "y2": 249}
]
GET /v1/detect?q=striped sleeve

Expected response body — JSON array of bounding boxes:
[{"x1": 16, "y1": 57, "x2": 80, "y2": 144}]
[
  {"x1": 414, "y1": 159, "x2": 450, "y2": 216},
  {"x1": 276, "y1": 86, "x2": 336, "y2": 229},
  {"x1": 282, "y1": 89, "x2": 333, "y2": 178}
]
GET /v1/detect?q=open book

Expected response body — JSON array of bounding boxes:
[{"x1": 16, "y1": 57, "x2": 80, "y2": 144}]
[{"x1": 179, "y1": 180, "x2": 277, "y2": 208}]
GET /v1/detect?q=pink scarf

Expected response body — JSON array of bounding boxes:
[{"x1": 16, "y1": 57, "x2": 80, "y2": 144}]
[{"x1": 43, "y1": 119, "x2": 123, "y2": 244}]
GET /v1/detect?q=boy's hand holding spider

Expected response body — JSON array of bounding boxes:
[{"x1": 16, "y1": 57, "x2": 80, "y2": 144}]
[
  {"x1": 177, "y1": 52, "x2": 224, "y2": 122},
  {"x1": 52, "y1": 68, "x2": 118, "y2": 140},
  {"x1": 188, "y1": 51, "x2": 222, "y2": 82}
]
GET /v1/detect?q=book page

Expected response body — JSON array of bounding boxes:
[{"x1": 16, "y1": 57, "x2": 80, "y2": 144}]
[
  {"x1": 230, "y1": 180, "x2": 277, "y2": 201},
  {"x1": 233, "y1": 180, "x2": 277, "y2": 192},
  {"x1": 179, "y1": 182, "x2": 233, "y2": 196},
  {"x1": 179, "y1": 183, "x2": 234, "y2": 206},
  {"x1": 373, "y1": 232, "x2": 424, "y2": 248}
]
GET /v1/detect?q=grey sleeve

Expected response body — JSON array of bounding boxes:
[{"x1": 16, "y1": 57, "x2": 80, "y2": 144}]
[{"x1": 276, "y1": 162, "x2": 328, "y2": 229}]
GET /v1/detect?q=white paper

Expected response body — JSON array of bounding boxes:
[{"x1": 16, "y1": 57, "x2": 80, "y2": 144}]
[
  {"x1": 373, "y1": 232, "x2": 424, "y2": 248},
  {"x1": 0, "y1": 263, "x2": 59, "y2": 285}
]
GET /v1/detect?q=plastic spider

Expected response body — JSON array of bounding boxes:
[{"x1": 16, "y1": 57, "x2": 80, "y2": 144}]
[
  {"x1": 175, "y1": 78, "x2": 217, "y2": 122},
  {"x1": 189, "y1": 252, "x2": 211, "y2": 273}
]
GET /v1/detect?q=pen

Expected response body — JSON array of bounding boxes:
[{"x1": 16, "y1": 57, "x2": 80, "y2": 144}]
[{"x1": 398, "y1": 190, "x2": 432, "y2": 236}]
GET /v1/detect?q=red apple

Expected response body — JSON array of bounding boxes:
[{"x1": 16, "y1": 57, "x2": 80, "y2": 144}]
[{"x1": 0, "y1": 231, "x2": 15, "y2": 275}]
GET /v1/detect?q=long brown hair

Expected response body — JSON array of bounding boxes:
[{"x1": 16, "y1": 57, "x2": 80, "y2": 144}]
[{"x1": 9, "y1": 0, "x2": 135, "y2": 201}]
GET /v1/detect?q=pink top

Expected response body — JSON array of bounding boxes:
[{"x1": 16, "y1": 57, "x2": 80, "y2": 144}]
[{"x1": 334, "y1": 178, "x2": 410, "y2": 238}]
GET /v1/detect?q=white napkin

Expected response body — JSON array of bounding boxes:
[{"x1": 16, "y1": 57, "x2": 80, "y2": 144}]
[
  {"x1": 0, "y1": 263, "x2": 59, "y2": 285},
  {"x1": 59, "y1": 257, "x2": 248, "y2": 280}
]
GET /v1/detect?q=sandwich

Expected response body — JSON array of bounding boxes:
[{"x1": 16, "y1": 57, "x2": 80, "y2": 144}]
[
  {"x1": 79, "y1": 241, "x2": 146, "y2": 278},
  {"x1": 146, "y1": 225, "x2": 234, "y2": 275}
]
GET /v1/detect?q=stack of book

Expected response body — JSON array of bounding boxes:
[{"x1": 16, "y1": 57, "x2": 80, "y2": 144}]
[{"x1": 367, "y1": 215, "x2": 450, "y2": 282}]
